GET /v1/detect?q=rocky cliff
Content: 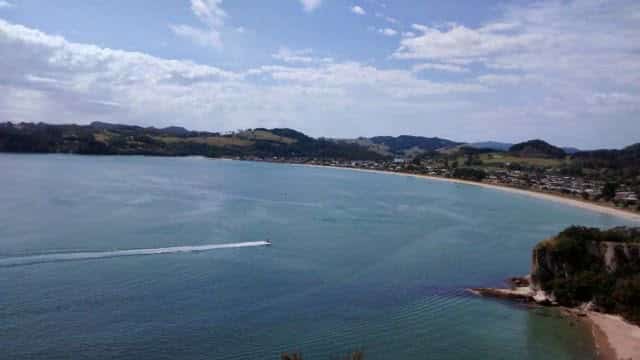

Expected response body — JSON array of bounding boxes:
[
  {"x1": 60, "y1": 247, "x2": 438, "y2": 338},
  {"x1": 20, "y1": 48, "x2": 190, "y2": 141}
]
[
  {"x1": 531, "y1": 240, "x2": 640, "y2": 289},
  {"x1": 529, "y1": 226, "x2": 640, "y2": 323}
]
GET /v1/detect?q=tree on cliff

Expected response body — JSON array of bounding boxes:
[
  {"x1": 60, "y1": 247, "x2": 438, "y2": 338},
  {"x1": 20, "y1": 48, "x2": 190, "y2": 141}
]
[{"x1": 531, "y1": 226, "x2": 640, "y2": 323}]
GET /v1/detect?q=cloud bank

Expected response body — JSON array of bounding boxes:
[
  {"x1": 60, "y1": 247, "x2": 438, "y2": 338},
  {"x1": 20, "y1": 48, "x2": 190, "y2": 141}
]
[{"x1": 1, "y1": 0, "x2": 639, "y2": 148}]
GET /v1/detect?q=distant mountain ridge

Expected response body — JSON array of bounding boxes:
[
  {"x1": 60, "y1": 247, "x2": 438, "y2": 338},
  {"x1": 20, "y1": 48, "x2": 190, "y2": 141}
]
[
  {"x1": 0, "y1": 121, "x2": 635, "y2": 162},
  {"x1": 469, "y1": 141, "x2": 580, "y2": 154}
]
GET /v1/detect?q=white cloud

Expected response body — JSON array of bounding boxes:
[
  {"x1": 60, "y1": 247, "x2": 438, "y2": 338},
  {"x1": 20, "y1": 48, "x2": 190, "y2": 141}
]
[
  {"x1": 375, "y1": 12, "x2": 397, "y2": 24},
  {"x1": 378, "y1": 28, "x2": 397, "y2": 36},
  {"x1": 393, "y1": 1, "x2": 640, "y2": 121},
  {"x1": 300, "y1": 0, "x2": 322, "y2": 12},
  {"x1": 0, "y1": 1, "x2": 13, "y2": 9},
  {"x1": 170, "y1": 0, "x2": 227, "y2": 48},
  {"x1": 394, "y1": 23, "x2": 540, "y2": 61},
  {"x1": 169, "y1": 24, "x2": 221, "y2": 48},
  {"x1": 1, "y1": 0, "x2": 639, "y2": 148},
  {"x1": 476, "y1": 73, "x2": 538, "y2": 85},
  {"x1": 413, "y1": 63, "x2": 469, "y2": 73},
  {"x1": 351, "y1": 5, "x2": 366, "y2": 15},
  {"x1": 478, "y1": 22, "x2": 520, "y2": 33},
  {"x1": 0, "y1": 19, "x2": 486, "y2": 137},
  {"x1": 402, "y1": 31, "x2": 416, "y2": 38},
  {"x1": 272, "y1": 47, "x2": 314, "y2": 64}
]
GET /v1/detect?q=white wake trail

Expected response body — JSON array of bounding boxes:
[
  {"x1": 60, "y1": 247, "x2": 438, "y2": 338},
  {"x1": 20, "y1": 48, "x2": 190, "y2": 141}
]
[{"x1": 0, "y1": 241, "x2": 270, "y2": 267}]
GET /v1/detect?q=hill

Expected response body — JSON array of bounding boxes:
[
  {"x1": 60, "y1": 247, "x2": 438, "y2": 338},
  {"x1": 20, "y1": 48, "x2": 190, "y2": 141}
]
[
  {"x1": 509, "y1": 139, "x2": 566, "y2": 158},
  {"x1": 0, "y1": 122, "x2": 387, "y2": 161},
  {"x1": 468, "y1": 141, "x2": 513, "y2": 152},
  {"x1": 367, "y1": 135, "x2": 461, "y2": 156},
  {"x1": 571, "y1": 142, "x2": 640, "y2": 172}
]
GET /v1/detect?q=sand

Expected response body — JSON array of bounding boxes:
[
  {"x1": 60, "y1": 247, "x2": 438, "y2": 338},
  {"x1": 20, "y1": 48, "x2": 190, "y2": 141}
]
[
  {"x1": 588, "y1": 312, "x2": 640, "y2": 360},
  {"x1": 298, "y1": 164, "x2": 640, "y2": 223}
]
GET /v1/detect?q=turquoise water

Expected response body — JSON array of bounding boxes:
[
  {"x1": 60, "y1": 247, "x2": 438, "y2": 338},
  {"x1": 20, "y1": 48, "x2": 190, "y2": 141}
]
[{"x1": 0, "y1": 154, "x2": 636, "y2": 359}]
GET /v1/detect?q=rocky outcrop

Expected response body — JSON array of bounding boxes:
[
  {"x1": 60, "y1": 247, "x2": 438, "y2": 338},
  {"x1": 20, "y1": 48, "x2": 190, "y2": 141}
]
[
  {"x1": 472, "y1": 226, "x2": 640, "y2": 324},
  {"x1": 530, "y1": 228, "x2": 640, "y2": 292},
  {"x1": 470, "y1": 276, "x2": 556, "y2": 306},
  {"x1": 531, "y1": 241, "x2": 640, "y2": 289}
]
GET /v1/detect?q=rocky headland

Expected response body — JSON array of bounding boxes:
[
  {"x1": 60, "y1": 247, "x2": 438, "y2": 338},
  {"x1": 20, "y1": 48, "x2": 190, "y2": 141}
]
[{"x1": 471, "y1": 226, "x2": 640, "y2": 359}]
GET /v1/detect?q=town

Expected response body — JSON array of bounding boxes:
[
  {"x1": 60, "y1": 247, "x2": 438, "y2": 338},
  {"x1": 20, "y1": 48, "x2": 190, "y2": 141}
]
[{"x1": 237, "y1": 155, "x2": 640, "y2": 212}]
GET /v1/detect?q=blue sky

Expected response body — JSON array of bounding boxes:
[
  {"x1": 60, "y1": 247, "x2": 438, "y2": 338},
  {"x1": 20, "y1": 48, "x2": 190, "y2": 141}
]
[{"x1": 0, "y1": 0, "x2": 639, "y2": 148}]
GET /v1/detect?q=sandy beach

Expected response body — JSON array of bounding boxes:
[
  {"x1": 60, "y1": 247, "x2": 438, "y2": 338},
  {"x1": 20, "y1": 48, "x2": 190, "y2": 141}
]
[
  {"x1": 297, "y1": 164, "x2": 640, "y2": 223},
  {"x1": 588, "y1": 312, "x2": 640, "y2": 360}
]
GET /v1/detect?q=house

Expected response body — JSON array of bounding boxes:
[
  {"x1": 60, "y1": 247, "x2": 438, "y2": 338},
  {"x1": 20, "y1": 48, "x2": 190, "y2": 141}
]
[{"x1": 615, "y1": 192, "x2": 638, "y2": 204}]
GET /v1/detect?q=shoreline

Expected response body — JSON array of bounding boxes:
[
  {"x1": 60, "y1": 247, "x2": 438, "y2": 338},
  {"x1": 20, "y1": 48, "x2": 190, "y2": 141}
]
[
  {"x1": 293, "y1": 163, "x2": 640, "y2": 223},
  {"x1": 586, "y1": 311, "x2": 640, "y2": 360},
  {"x1": 470, "y1": 284, "x2": 640, "y2": 360},
  {"x1": 294, "y1": 162, "x2": 640, "y2": 359}
]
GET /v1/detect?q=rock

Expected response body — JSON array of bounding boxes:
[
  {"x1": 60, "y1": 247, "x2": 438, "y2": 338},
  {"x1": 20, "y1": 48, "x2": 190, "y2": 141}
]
[{"x1": 508, "y1": 276, "x2": 530, "y2": 288}]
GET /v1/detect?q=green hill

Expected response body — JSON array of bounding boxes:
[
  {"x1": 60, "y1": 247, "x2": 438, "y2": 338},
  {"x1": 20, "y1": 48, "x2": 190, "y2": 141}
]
[
  {"x1": 509, "y1": 139, "x2": 566, "y2": 158},
  {"x1": 0, "y1": 122, "x2": 387, "y2": 161},
  {"x1": 368, "y1": 135, "x2": 461, "y2": 155}
]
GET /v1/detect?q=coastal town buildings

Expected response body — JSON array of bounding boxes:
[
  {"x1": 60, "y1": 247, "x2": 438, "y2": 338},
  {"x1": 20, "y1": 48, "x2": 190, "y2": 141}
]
[{"x1": 235, "y1": 155, "x2": 639, "y2": 212}]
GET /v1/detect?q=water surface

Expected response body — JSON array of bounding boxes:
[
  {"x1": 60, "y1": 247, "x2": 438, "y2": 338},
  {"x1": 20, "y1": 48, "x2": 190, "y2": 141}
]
[{"x1": 1, "y1": 154, "x2": 635, "y2": 359}]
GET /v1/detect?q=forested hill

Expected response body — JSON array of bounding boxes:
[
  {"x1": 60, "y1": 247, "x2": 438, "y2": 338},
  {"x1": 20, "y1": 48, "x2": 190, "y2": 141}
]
[
  {"x1": 1, "y1": 122, "x2": 638, "y2": 165},
  {"x1": 571, "y1": 143, "x2": 640, "y2": 169},
  {"x1": 0, "y1": 122, "x2": 387, "y2": 160},
  {"x1": 368, "y1": 135, "x2": 461, "y2": 155},
  {"x1": 509, "y1": 139, "x2": 566, "y2": 158}
]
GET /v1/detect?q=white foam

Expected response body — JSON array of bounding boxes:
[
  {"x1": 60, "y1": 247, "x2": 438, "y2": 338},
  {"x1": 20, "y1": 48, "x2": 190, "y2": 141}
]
[{"x1": 0, "y1": 241, "x2": 270, "y2": 267}]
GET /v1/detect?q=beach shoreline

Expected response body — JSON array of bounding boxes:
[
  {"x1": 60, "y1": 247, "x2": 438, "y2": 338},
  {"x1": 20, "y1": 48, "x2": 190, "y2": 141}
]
[
  {"x1": 470, "y1": 284, "x2": 640, "y2": 360},
  {"x1": 293, "y1": 163, "x2": 640, "y2": 223},
  {"x1": 586, "y1": 312, "x2": 640, "y2": 360}
]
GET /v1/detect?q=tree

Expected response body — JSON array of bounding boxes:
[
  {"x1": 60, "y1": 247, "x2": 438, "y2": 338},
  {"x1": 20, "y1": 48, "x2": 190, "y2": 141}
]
[{"x1": 601, "y1": 182, "x2": 619, "y2": 201}]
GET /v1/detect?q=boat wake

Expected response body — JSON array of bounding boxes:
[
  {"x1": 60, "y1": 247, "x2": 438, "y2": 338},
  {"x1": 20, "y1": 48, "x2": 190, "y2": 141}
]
[{"x1": 0, "y1": 241, "x2": 270, "y2": 268}]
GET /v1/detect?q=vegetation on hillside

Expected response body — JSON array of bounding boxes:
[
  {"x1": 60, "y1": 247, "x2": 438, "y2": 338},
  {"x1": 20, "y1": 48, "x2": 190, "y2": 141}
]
[
  {"x1": 367, "y1": 135, "x2": 461, "y2": 155},
  {"x1": 532, "y1": 226, "x2": 640, "y2": 323},
  {"x1": 571, "y1": 143, "x2": 640, "y2": 181},
  {"x1": 508, "y1": 139, "x2": 567, "y2": 159},
  {"x1": 0, "y1": 122, "x2": 387, "y2": 161}
]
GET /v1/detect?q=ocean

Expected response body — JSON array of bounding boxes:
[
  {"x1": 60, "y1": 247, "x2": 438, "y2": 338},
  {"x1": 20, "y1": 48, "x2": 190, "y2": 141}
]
[{"x1": 0, "y1": 154, "x2": 634, "y2": 359}]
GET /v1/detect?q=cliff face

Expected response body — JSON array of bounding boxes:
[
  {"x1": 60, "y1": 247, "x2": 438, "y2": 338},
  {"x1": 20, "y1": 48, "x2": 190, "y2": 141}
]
[
  {"x1": 528, "y1": 226, "x2": 640, "y2": 323},
  {"x1": 531, "y1": 241, "x2": 640, "y2": 290}
]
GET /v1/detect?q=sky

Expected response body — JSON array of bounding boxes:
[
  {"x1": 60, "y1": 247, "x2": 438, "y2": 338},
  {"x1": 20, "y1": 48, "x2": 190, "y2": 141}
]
[{"x1": 0, "y1": 0, "x2": 639, "y2": 148}]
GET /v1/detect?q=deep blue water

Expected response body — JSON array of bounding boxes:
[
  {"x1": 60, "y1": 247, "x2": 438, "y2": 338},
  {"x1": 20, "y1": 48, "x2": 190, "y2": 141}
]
[{"x1": 0, "y1": 154, "x2": 636, "y2": 359}]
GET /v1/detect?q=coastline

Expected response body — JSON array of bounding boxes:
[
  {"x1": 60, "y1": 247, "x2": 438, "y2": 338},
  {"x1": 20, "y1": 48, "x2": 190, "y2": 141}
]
[
  {"x1": 294, "y1": 163, "x2": 640, "y2": 223},
  {"x1": 470, "y1": 284, "x2": 640, "y2": 360},
  {"x1": 586, "y1": 312, "x2": 640, "y2": 360},
  {"x1": 296, "y1": 162, "x2": 640, "y2": 359}
]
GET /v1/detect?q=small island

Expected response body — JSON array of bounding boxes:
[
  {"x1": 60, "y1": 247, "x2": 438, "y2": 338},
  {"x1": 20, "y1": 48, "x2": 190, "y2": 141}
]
[{"x1": 471, "y1": 226, "x2": 640, "y2": 359}]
